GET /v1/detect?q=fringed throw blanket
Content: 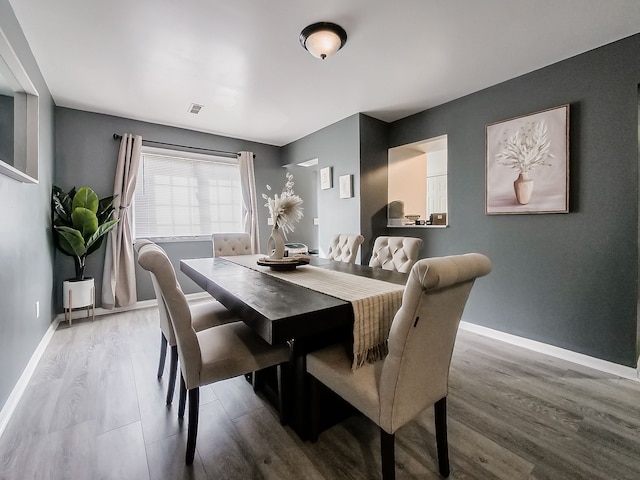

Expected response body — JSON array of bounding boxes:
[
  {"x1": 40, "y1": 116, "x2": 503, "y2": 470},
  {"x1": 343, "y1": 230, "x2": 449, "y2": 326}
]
[{"x1": 223, "y1": 255, "x2": 405, "y2": 369}]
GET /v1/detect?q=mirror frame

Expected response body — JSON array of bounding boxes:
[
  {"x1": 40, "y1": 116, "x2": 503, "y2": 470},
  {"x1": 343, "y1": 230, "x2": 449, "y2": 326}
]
[{"x1": 0, "y1": 26, "x2": 39, "y2": 183}]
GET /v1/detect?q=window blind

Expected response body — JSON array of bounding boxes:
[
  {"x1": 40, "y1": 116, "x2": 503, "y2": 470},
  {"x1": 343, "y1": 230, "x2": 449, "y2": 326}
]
[{"x1": 134, "y1": 149, "x2": 243, "y2": 239}]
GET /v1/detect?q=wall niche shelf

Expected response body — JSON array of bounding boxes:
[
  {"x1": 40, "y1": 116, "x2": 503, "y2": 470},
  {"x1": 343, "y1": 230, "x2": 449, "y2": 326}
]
[
  {"x1": 387, "y1": 224, "x2": 448, "y2": 229},
  {"x1": 387, "y1": 135, "x2": 448, "y2": 229}
]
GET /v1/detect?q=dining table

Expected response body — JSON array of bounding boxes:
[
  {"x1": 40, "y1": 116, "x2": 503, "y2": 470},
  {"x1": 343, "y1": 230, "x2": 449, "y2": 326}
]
[{"x1": 179, "y1": 254, "x2": 408, "y2": 439}]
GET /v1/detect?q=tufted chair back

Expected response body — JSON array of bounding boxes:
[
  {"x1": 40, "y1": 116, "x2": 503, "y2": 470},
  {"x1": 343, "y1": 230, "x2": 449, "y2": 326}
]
[
  {"x1": 326, "y1": 233, "x2": 365, "y2": 264},
  {"x1": 378, "y1": 253, "x2": 491, "y2": 433},
  {"x1": 136, "y1": 242, "x2": 202, "y2": 389},
  {"x1": 134, "y1": 239, "x2": 176, "y2": 346},
  {"x1": 212, "y1": 233, "x2": 253, "y2": 257},
  {"x1": 368, "y1": 236, "x2": 423, "y2": 273}
]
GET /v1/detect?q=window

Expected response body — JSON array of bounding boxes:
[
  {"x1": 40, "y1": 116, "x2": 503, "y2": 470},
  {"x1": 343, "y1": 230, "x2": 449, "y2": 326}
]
[{"x1": 133, "y1": 147, "x2": 243, "y2": 239}]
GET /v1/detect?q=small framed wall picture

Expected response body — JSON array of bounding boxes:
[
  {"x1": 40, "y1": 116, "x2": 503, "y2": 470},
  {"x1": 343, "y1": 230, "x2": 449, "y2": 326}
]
[
  {"x1": 320, "y1": 166, "x2": 333, "y2": 190},
  {"x1": 339, "y1": 174, "x2": 353, "y2": 198}
]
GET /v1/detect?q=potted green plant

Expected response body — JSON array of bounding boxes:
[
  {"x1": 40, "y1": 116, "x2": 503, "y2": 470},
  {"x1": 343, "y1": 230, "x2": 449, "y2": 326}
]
[{"x1": 52, "y1": 185, "x2": 119, "y2": 322}]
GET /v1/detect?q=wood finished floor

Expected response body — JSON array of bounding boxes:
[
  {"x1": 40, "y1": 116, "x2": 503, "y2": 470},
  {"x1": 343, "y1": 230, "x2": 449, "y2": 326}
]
[{"x1": 1, "y1": 306, "x2": 639, "y2": 480}]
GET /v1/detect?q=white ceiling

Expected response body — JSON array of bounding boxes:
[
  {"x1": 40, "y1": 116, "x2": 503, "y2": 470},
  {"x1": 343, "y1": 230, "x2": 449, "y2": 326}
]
[{"x1": 8, "y1": 0, "x2": 640, "y2": 146}]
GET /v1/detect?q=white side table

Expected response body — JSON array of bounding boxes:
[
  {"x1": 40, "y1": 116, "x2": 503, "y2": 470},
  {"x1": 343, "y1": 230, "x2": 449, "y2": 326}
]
[{"x1": 63, "y1": 278, "x2": 95, "y2": 326}]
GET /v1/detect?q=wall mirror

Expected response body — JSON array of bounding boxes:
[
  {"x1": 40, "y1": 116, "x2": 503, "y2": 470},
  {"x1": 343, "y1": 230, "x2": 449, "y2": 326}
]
[
  {"x1": 387, "y1": 134, "x2": 448, "y2": 227},
  {"x1": 0, "y1": 26, "x2": 39, "y2": 183}
]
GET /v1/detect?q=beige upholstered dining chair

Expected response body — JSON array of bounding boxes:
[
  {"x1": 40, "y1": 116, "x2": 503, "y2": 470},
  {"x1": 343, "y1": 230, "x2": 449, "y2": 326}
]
[
  {"x1": 307, "y1": 253, "x2": 492, "y2": 479},
  {"x1": 326, "y1": 233, "x2": 365, "y2": 264},
  {"x1": 212, "y1": 232, "x2": 253, "y2": 257},
  {"x1": 368, "y1": 236, "x2": 423, "y2": 273},
  {"x1": 134, "y1": 239, "x2": 238, "y2": 405},
  {"x1": 136, "y1": 241, "x2": 291, "y2": 465},
  {"x1": 212, "y1": 231, "x2": 270, "y2": 390}
]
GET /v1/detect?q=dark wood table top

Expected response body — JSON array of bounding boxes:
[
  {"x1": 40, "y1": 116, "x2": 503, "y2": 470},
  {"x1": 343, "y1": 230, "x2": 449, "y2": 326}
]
[{"x1": 180, "y1": 256, "x2": 407, "y2": 345}]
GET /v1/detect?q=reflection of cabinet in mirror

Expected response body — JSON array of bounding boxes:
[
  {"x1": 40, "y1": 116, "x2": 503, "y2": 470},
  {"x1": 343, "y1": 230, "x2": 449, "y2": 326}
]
[{"x1": 388, "y1": 135, "x2": 448, "y2": 227}]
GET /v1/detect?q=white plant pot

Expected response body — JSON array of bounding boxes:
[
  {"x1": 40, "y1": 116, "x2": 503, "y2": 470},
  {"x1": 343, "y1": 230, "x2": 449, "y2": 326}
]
[{"x1": 63, "y1": 278, "x2": 95, "y2": 325}]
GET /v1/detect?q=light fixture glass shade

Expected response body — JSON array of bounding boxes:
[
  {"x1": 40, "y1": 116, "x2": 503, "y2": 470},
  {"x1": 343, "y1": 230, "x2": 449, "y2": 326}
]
[
  {"x1": 300, "y1": 22, "x2": 347, "y2": 60},
  {"x1": 305, "y1": 31, "x2": 342, "y2": 59}
]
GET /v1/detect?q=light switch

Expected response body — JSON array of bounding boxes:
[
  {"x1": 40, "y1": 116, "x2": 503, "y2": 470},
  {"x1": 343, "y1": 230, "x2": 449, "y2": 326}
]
[{"x1": 313, "y1": 217, "x2": 319, "y2": 225}]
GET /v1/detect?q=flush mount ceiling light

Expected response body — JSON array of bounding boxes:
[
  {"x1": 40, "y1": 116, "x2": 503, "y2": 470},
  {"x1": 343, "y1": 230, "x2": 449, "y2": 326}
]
[{"x1": 299, "y1": 22, "x2": 347, "y2": 60}]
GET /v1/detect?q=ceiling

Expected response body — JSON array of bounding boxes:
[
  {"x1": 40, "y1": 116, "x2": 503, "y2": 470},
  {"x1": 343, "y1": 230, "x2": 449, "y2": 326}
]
[{"x1": 8, "y1": 0, "x2": 640, "y2": 147}]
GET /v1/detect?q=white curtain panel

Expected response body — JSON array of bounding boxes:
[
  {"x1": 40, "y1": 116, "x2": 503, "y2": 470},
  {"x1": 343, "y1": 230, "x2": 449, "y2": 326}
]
[
  {"x1": 102, "y1": 134, "x2": 142, "y2": 308},
  {"x1": 238, "y1": 151, "x2": 260, "y2": 253}
]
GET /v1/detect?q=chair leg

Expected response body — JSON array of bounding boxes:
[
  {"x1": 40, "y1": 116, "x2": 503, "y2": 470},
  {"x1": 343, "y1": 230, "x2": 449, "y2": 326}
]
[
  {"x1": 185, "y1": 387, "x2": 200, "y2": 465},
  {"x1": 166, "y1": 345, "x2": 178, "y2": 405},
  {"x1": 308, "y1": 375, "x2": 320, "y2": 443},
  {"x1": 434, "y1": 397, "x2": 450, "y2": 478},
  {"x1": 157, "y1": 333, "x2": 167, "y2": 379},
  {"x1": 251, "y1": 370, "x2": 259, "y2": 391},
  {"x1": 178, "y1": 375, "x2": 187, "y2": 419},
  {"x1": 380, "y1": 428, "x2": 396, "y2": 480}
]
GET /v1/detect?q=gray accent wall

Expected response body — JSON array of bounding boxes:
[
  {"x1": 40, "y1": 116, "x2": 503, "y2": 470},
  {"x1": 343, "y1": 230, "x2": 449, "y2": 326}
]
[
  {"x1": 0, "y1": 0, "x2": 55, "y2": 411},
  {"x1": 281, "y1": 113, "x2": 390, "y2": 262},
  {"x1": 55, "y1": 107, "x2": 282, "y2": 306},
  {"x1": 365, "y1": 34, "x2": 640, "y2": 367},
  {"x1": 281, "y1": 114, "x2": 361, "y2": 258},
  {"x1": 359, "y1": 115, "x2": 390, "y2": 263}
]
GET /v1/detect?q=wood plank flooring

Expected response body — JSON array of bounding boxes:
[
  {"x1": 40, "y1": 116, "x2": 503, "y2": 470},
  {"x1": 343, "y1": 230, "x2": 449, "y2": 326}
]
[{"x1": 1, "y1": 305, "x2": 639, "y2": 479}]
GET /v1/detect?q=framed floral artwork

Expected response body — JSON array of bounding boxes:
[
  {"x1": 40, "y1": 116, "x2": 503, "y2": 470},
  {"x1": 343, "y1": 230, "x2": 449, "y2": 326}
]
[{"x1": 486, "y1": 104, "x2": 569, "y2": 214}]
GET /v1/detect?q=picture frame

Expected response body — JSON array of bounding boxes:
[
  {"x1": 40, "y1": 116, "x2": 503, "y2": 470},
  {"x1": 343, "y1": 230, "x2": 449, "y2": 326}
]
[
  {"x1": 320, "y1": 166, "x2": 333, "y2": 190},
  {"x1": 486, "y1": 104, "x2": 569, "y2": 214},
  {"x1": 339, "y1": 174, "x2": 353, "y2": 198}
]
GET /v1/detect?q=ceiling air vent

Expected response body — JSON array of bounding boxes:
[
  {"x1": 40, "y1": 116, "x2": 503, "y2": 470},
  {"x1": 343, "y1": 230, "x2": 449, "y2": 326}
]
[{"x1": 188, "y1": 103, "x2": 203, "y2": 114}]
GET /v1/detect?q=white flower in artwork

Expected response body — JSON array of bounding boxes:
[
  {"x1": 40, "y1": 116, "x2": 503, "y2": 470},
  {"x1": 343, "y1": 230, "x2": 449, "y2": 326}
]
[
  {"x1": 262, "y1": 172, "x2": 303, "y2": 238},
  {"x1": 495, "y1": 120, "x2": 554, "y2": 174}
]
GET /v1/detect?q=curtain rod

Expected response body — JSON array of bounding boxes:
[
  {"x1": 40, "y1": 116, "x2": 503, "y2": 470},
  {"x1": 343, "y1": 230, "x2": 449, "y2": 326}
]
[{"x1": 112, "y1": 134, "x2": 249, "y2": 159}]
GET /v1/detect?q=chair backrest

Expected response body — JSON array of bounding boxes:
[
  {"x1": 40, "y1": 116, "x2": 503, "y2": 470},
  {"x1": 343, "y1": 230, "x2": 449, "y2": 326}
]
[
  {"x1": 368, "y1": 236, "x2": 423, "y2": 273},
  {"x1": 136, "y1": 241, "x2": 203, "y2": 388},
  {"x1": 134, "y1": 239, "x2": 175, "y2": 346},
  {"x1": 378, "y1": 253, "x2": 491, "y2": 433},
  {"x1": 326, "y1": 233, "x2": 365, "y2": 263},
  {"x1": 212, "y1": 233, "x2": 253, "y2": 257}
]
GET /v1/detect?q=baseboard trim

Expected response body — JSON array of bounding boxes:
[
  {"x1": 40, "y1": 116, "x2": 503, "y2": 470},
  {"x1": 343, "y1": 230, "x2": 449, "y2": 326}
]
[
  {"x1": 0, "y1": 316, "x2": 60, "y2": 440},
  {"x1": 460, "y1": 321, "x2": 639, "y2": 381},
  {"x1": 53, "y1": 291, "x2": 210, "y2": 322},
  {"x1": 1, "y1": 291, "x2": 210, "y2": 440}
]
